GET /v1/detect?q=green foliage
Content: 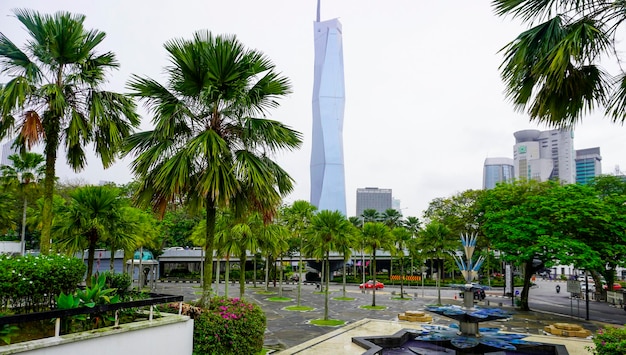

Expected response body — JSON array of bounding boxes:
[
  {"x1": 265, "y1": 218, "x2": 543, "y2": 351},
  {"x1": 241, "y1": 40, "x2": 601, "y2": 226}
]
[
  {"x1": 55, "y1": 274, "x2": 121, "y2": 334},
  {"x1": 0, "y1": 324, "x2": 19, "y2": 345},
  {"x1": 0, "y1": 254, "x2": 85, "y2": 313},
  {"x1": 193, "y1": 297, "x2": 266, "y2": 355},
  {"x1": 590, "y1": 326, "x2": 626, "y2": 355},
  {"x1": 102, "y1": 271, "x2": 132, "y2": 298}
]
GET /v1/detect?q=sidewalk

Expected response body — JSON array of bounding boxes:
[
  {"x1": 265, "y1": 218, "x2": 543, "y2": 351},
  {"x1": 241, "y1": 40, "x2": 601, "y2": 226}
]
[{"x1": 154, "y1": 281, "x2": 608, "y2": 353}]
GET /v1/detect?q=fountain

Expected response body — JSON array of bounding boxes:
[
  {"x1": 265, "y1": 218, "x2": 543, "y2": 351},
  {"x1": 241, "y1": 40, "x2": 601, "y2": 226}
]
[{"x1": 352, "y1": 234, "x2": 569, "y2": 354}]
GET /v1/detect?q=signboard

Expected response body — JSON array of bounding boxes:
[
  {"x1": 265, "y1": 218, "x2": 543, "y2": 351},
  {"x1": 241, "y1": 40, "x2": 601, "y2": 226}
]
[
  {"x1": 505, "y1": 265, "x2": 512, "y2": 295},
  {"x1": 566, "y1": 280, "x2": 581, "y2": 294}
]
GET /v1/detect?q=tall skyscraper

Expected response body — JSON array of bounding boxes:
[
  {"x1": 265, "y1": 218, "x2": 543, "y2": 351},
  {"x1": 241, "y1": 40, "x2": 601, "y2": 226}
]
[
  {"x1": 513, "y1": 129, "x2": 575, "y2": 183},
  {"x1": 1, "y1": 141, "x2": 18, "y2": 167},
  {"x1": 483, "y1": 157, "x2": 514, "y2": 189},
  {"x1": 310, "y1": 1, "x2": 347, "y2": 215},
  {"x1": 356, "y1": 188, "x2": 392, "y2": 217},
  {"x1": 575, "y1": 147, "x2": 602, "y2": 185}
]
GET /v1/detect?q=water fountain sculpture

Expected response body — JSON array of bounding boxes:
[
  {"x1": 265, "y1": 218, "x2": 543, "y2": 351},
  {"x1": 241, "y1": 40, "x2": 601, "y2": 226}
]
[{"x1": 352, "y1": 234, "x2": 569, "y2": 354}]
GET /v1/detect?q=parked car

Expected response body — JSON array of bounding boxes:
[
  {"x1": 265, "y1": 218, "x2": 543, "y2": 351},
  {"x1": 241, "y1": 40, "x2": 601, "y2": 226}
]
[
  {"x1": 603, "y1": 283, "x2": 622, "y2": 291},
  {"x1": 459, "y1": 284, "x2": 487, "y2": 300},
  {"x1": 359, "y1": 280, "x2": 384, "y2": 289}
]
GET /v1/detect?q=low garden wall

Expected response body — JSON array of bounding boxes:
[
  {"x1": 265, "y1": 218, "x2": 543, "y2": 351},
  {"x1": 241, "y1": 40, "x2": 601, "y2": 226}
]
[{"x1": 1, "y1": 312, "x2": 193, "y2": 355}]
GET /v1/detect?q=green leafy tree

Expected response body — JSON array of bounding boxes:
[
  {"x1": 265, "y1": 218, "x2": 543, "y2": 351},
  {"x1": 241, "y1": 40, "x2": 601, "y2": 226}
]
[
  {"x1": 123, "y1": 32, "x2": 301, "y2": 306},
  {"x1": 0, "y1": 152, "x2": 45, "y2": 254},
  {"x1": 281, "y1": 200, "x2": 316, "y2": 306},
  {"x1": 0, "y1": 10, "x2": 140, "y2": 254},
  {"x1": 361, "y1": 222, "x2": 394, "y2": 307},
  {"x1": 305, "y1": 210, "x2": 353, "y2": 320},
  {"x1": 361, "y1": 209, "x2": 381, "y2": 223},
  {"x1": 493, "y1": 0, "x2": 626, "y2": 126},
  {"x1": 480, "y1": 180, "x2": 618, "y2": 310}
]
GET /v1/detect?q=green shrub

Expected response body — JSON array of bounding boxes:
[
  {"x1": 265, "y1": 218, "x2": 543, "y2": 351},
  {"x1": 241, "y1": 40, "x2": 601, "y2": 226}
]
[
  {"x1": 590, "y1": 326, "x2": 626, "y2": 355},
  {"x1": 193, "y1": 297, "x2": 265, "y2": 355},
  {"x1": 0, "y1": 254, "x2": 85, "y2": 312},
  {"x1": 102, "y1": 271, "x2": 132, "y2": 297}
]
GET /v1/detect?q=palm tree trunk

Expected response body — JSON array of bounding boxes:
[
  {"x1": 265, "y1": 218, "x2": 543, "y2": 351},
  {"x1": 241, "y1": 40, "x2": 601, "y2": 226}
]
[
  {"x1": 400, "y1": 257, "x2": 405, "y2": 298},
  {"x1": 200, "y1": 200, "x2": 217, "y2": 307},
  {"x1": 264, "y1": 255, "x2": 270, "y2": 292},
  {"x1": 239, "y1": 252, "x2": 247, "y2": 298},
  {"x1": 324, "y1": 251, "x2": 330, "y2": 321},
  {"x1": 372, "y1": 253, "x2": 377, "y2": 307},
  {"x1": 41, "y1": 115, "x2": 61, "y2": 255},
  {"x1": 215, "y1": 257, "x2": 221, "y2": 297},
  {"x1": 342, "y1": 258, "x2": 347, "y2": 298},
  {"x1": 225, "y1": 256, "x2": 230, "y2": 296},
  {"x1": 21, "y1": 197, "x2": 27, "y2": 256},
  {"x1": 297, "y1": 238, "x2": 303, "y2": 307},
  {"x1": 279, "y1": 255, "x2": 284, "y2": 298},
  {"x1": 253, "y1": 257, "x2": 257, "y2": 288},
  {"x1": 86, "y1": 234, "x2": 97, "y2": 287},
  {"x1": 321, "y1": 259, "x2": 325, "y2": 293},
  {"x1": 437, "y1": 254, "x2": 442, "y2": 305}
]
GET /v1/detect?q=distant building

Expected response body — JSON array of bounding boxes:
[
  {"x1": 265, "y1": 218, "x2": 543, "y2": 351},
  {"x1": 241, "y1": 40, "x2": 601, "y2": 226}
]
[
  {"x1": 356, "y1": 187, "x2": 392, "y2": 217},
  {"x1": 392, "y1": 198, "x2": 401, "y2": 211},
  {"x1": 575, "y1": 147, "x2": 602, "y2": 185},
  {"x1": 483, "y1": 157, "x2": 514, "y2": 189},
  {"x1": 513, "y1": 129, "x2": 575, "y2": 183},
  {"x1": 1, "y1": 141, "x2": 18, "y2": 167}
]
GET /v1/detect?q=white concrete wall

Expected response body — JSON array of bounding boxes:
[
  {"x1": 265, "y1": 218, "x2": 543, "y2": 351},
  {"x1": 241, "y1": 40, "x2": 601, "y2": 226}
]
[
  {"x1": 0, "y1": 241, "x2": 20, "y2": 254},
  {"x1": 3, "y1": 313, "x2": 193, "y2": 355}
]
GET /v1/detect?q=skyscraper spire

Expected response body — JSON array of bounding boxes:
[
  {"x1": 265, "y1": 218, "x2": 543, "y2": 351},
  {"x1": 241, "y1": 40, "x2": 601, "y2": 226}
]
[{"x1": 316, "y1": 0, "x2": 320, "y2": 22}]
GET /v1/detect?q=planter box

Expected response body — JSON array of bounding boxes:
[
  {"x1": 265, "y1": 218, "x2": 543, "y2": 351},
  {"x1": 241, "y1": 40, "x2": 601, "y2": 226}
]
[{"x1": 1, "y1": 312, "x2": 193, "y2": 355}]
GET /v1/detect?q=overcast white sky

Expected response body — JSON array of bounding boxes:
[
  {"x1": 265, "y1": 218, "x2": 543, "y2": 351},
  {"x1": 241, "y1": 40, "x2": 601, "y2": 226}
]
[{"x1": 1, "y1": 0, "x2": 625, "y2": 219}]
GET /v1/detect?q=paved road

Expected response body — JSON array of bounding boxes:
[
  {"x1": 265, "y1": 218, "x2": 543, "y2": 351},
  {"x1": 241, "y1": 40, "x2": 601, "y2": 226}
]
[{"x1": 155, "y1": 280, "x2": 619, "y2": 352}]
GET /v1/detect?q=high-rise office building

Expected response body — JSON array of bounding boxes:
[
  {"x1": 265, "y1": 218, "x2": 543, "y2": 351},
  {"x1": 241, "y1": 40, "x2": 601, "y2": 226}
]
[
  {"x1": 483, "y1": 157, "x2": 514, "y2": 189},
  {"x1": 513, "y1": 129, "x2": 575, "y2": 183},
  {"x1": 309, "y1": 1, "x2": 347, "y2": 215},
  {"x1": 356, "y1": 188, "x2": 392, "y2": 217},
  {"x1": 1, "y1": 141, "x2": 18, "y2": 167},
  {"x1": 575, "y1": 147, "x2": 602, "y2": 185}
]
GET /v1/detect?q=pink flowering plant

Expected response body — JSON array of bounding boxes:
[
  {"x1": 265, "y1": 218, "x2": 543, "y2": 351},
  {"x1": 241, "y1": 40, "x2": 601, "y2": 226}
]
[
  {"x1": 590, "y1": 326, "x2": 626, "y2": 355},
  {"x1": 192, "y1": 297, "x2": 265, "y2": 355}
]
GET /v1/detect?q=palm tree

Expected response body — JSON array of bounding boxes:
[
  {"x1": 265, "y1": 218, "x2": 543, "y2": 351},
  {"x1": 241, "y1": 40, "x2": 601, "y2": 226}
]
[
  {"x1": 0, "y1": 152, "x2": 45, "y2": 255},
  {"x1": 54, "y1": 185, "x2": 128, "y2": 286},
  {"x1": 381, "y1": 209, "x2": 403, "y2": 228},
  {"x1": 305, "y1": 210, "x2": 353, "y2": 321},
  {"x1": 0, "y1": 10, "x2": 140, "y2": 254},
  {"x1": 361, "y1": 222, "x2": 394, "y2": 307},
  {"x1": 493, "y1": 1, "x2": 626, "y2": 126},
  {"x1": 281, "y1": 200, "x2": 317, "y2": 306},
  {"x1": 123, "y1": 31, "x2": 301, "y2": 306},
  {"x1": 361, "y1": 209, "x2": 381, "y2": 223},
  {"x1": 417, "y1": 221, "x2": 453, "y2": 305},
  {"x1": 403, "y1": 216, "x2": 421, "y2": 279},
  {"x1": 392, "y1": 227, "x2": 413, "y2": 299}
]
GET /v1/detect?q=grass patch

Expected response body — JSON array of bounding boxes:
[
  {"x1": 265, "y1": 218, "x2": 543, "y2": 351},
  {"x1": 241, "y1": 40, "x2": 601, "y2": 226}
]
[
  {"x1": 256, "y1": 290, "x2": 277, "y2": 295},
  {"x1": 359, "y1": 305, "x2": 387, "y2": 310},
  {"x1": 332, "y1": 296, "x2": 355, "y2": 301},
  {"x1": 284, "y1": 305, "x2": 315, "y2": 312},
  {"x1": 267, "y1": 297, "x2": 292, "y2": 302},
  {"x1": 313, "y1": 290, "x2": 334, "y2": 295},
  {"x1": 309, "y1": 319, "x2": 346, "y2": 327},
  {"x1": 391, "y1": 296, "x2": 412, "y2": 301}
]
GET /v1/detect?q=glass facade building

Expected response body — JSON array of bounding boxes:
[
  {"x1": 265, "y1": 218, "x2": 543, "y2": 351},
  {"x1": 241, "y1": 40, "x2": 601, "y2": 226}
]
[
  {"x1": 575, "y1": 147, "x2": 602, "y2": 185},
  {"x1": 483, "y1": 158, "x2": 514, "y2": 189},
  {"x1": 310, "y1": 13, "x2": 347, "y2": 215}
]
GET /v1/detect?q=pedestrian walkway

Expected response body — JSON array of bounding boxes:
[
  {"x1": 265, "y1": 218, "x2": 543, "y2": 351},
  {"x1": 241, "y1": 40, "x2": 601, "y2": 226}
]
[{"x1": 154, "y1": 282, "x2": 608, "y2": 353}]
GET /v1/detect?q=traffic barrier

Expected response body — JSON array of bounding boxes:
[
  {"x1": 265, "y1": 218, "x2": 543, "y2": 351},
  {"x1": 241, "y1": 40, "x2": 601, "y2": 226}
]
[{"x1": 390, "y1": 275, "x2": 422, "y2": 281}]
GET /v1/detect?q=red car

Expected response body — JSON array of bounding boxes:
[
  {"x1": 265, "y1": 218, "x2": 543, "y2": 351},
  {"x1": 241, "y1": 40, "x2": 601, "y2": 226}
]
[
  {"x1": 603, "y1": 283, "x2": 623, "y2": 291},
  {"x1": 359, "y1": 280, "x2": 384, "y2": 289}
]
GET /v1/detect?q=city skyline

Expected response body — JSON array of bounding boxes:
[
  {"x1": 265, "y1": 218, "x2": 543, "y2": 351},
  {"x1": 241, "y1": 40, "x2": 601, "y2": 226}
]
[{"x1": 1, "y1": 1, "x2": 625, "y2": 219}]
